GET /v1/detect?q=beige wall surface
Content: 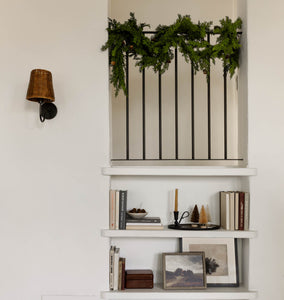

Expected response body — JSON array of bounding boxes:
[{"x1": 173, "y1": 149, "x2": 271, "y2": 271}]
[
  {"x1": 0, "y1": 0, "x2": 109, "y2": 299},
  {"x1": 248, "y1": 0, "x2": 284, "y2": 299}
]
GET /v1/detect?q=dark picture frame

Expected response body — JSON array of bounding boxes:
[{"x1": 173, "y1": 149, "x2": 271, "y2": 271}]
[
  {"x1": 162, "y1": 252, "x2": 207, "y2": 290},
  {"x1": 181, "y1": 238, "x2": 239, "y2": 287}
]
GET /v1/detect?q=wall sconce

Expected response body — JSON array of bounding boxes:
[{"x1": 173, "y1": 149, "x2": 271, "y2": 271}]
[{"x1": 26, "y1": 69, "x2": 57, "y2": 122}]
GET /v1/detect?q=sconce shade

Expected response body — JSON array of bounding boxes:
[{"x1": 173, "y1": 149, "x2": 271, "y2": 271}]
[{"x1": 26, "y1": 69, "x2": 55, "y2": 103}]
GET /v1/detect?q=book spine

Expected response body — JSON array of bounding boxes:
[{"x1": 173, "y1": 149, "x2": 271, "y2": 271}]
[
  {"x1": 126, "y1": 225, "x2": 164, "y2": 230},
  {"x1": 126, "y1": 218, "x2": 161, "y2": 223},
  {"x1": 121, "y1": 258, "x2": 125, "y2": 290},
  {"x1": 109, "y1": 190, "x2": 116, "y2": 230},
  {"x1": 126, "y1": 222, "x2": 162, "y2": 226},
  {"x1": 119, "y1": 190, "x2": 127, "y2": 230},
  {"x1": 220, "y1": 191, "x2": 230, "y2": 230},
  {"x1": 113, "y1": 248, "x2": 120, "y2": 290},
  {"x1": 118, "y1": 258, "x2": 123, "y2": 290},
  {"x1": 244, "y1": 192, "x2": 250, "y2": 230},
  {"x1": 115, "y1": 190, "x2": 120, "y2": 230},
  {"x1": 229, "y1": 192, "x2": 235, "y2": 231},
  {"x1": 239, "y1": 192, "x2": 245, "y2": 230},
  {"x1": 234, "y1": 192, "x2": 239, "y2": 230},
  {"x1": 109, "y1": 246, "x2": 115, "y2": 290}
]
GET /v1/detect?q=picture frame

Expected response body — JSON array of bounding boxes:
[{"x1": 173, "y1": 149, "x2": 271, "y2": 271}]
[
  {"x1": 180, "y1": 238, "x2": 239, "y2": 287},
  {"x1": 162, "y1": 252, "x2": 207, "y2": 290}
]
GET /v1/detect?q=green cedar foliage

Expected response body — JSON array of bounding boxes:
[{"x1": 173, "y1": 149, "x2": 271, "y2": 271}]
[
  {"x1": 101, "y1": 13, "x2": 242, "y2": 96},
  {"x1": 213, "y1": 17, "x2": 242, "y2": 77}
]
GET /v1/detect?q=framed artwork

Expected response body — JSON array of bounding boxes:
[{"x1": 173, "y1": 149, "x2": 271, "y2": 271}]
[
  {"x1": 162, "y1": 252, "x2": 206, "y2": 290},
  {"x1": 181, "y1": 238, "x2": 239, "y2": 287}
]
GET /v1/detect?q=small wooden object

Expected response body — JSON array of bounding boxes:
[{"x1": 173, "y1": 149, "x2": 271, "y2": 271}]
[{"x1": 125, "y1": 269, "x2": 153, "y2": 289}]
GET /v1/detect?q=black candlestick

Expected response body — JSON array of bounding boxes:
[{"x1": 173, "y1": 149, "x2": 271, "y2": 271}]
[{"x1": 174, "y1": 211, "x2": 179, "y2": 227}]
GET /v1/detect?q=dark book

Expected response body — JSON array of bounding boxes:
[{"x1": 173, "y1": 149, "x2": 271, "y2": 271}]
[
  {"x1": 126, "y1": 217, "x2": 161, "y2": 224},
  {"x1": 238, "y1": 192, "x2": 245, "y2": 230},
  {"x1": 119, "y1": 190, "x2": 127, "y2": 229},
  {"x1": 118, "y1": 258, "x2": 123, "y2": 290},
  {"x1": 121, "y1": 257, "x2": 126, "y2": 290}
]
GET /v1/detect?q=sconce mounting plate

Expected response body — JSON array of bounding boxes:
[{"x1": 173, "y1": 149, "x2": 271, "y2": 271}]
[{"x1": 40, "y1": 102, "x2": 57, "y2": 122}]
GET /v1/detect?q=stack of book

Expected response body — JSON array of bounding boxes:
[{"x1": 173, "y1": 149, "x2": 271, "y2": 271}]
[
  {"x1": 109, "y1": 246, "x2": 126, "y2": 290},
  {"x1": 220, "y1": 191, "x2": 250, "y2": 231},
  {"x1": 126, "y1": 217, "x2": 163, "y2": 230},
  {"x1": 109, "y1": 190, "x2": 127, "y2": 230}
]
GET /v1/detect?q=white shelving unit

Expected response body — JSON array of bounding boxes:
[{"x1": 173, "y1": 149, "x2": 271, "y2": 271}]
[
  {"x1": 101, "y1": 167, "x2": 257, "y2": 300},
  {"x1": 102, "y1": 229, "x2": 256, "y2": 239},
  {"x1": 102, "y1": 167, "x2": 257, "y2": 177},
  {"x1": 101, "y1": 285, "x2": 257, "y2": 299}
]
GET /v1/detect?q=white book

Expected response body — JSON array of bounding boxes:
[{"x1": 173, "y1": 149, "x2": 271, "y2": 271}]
[
  {"x1": 109, "y1": 246, "x2": 115, "y2": 290},
  {"x1": 229, "y1": 192, "x2": 235, "y2": 231},
  {"x1": 234, "y1": 192, "x2": 239, "y2": 230},
  {"x1": 126, "y1": 224, "x2": 164, "y2": 230},
  {"x1": 220, "y1": 191, "x2": 230, "y2": 230},
  {"x1": 113, "y1": 247, "x2": 120, "y2": 291},
  {"x1": 109, "y1": 190, "x2": 116, "y2": 230},
  {"x1": 115, "y1": 190, "x2": 120, "y2": 230},
  {"x1": 244, "y1": 192, "x2": 250, "y2": 230},
  {"x1": 126, "y1": 222, "x2": 162, "y2": 226}
]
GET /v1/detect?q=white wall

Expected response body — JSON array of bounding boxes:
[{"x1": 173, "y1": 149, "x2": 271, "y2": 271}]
[
  {"x1": 0, "y1": 1, "x2": 109, "y2": 300},
  {"x1": 0, "y1": 0, "x2": 283, "y2": 300},
  {"x1": 248, "y1": 1, "x2": 284, "y2": 299}
]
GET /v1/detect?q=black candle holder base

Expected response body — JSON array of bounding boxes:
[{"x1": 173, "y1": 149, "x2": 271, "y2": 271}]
[{"x1": 168, "y1": 223, "x2": 220, "y2": 230}]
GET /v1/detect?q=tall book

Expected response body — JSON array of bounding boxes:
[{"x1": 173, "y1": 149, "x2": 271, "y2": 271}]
[
  {"x1": 109, "y1": 190, "x2": 116, "y2": 230},
  {"x1": 119, "y1": 190, "x2": 127, "y2": 230},
  {"x1": 109, "y1": 246, "x2": 115, "y2": 290},
  {"x1": 118, "y1": 258, "x2": 123, "y2": 290},
  {"x1": 229, "y1": 192, "x2": 235, "y2": 231},
  {"x1": 244, "y1": 192, "x2": 250, "y2": 230},
  {"x1": 234, "y1": 192, "x2": 239, "y2": 230},
  {"x1": 121, "y1": 257, "x2": 126, "y2": 290},
  {"x1": 238, "y1": 192, "x2": 245, "y2": 230},
  {"x1": 113, "y1": 247, "x2": 120, "y2": 290},
  {"x1": 220, "y1": 191, "x2": 230, "y2": 230},
  {"x1": 115, "y1": 190, "x2": 120, "y2": 230}
]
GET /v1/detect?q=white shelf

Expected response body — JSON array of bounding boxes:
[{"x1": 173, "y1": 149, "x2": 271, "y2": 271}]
[
  {"x1": 101, "y1": 229, "x2": 257, "y2": 239},
  {"x1": 101, "y1": 167, "x2": 257, "y2": 177},
  {"x1": 101, "y1": 285, "x2": 257, "y2": 299}
]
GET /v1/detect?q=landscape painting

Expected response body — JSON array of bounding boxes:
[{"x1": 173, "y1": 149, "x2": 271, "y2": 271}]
[
  {"x1": 163, "y1": 252, "x2": 206, "y2": 289},
  {"x1": 181, "y1": 238, "x2": 239, "y2": 287}
]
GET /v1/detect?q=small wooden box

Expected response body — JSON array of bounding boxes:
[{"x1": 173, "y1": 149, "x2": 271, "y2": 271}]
[{"x1": 125, "y1": 269, "x2": 154, "y2": 289}]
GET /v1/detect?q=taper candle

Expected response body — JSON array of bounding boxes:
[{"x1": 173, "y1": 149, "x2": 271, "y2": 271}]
[{"x1": 174, "y1": 188, "x2": 178, "y2": 211}]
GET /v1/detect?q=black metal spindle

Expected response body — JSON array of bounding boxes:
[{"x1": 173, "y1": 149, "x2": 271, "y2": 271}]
[
  {"x1": 112, "y1": 31, "x2": 243, "y2": 163},
  {"x1": 207, "y1": 33, "x2": 211, "y2": 160},
  {"x1": 224, "y1": 68, "x2": 228, "y2": 160},
  {"x1": 142, "y1": 69, "x2": 146, "y2": 160},
  {"x1": 126, "y1": 52, "x2": 129, "y2": 160},
  {"x1": 191, "y1": 64, "x2": 195, "y2": 160},
  {"x1": 159, "y1": 71, "x2": 162, "y2": 160},
  {"x1": 175, "y1": 48, "x2": 178, "y2": 159}
]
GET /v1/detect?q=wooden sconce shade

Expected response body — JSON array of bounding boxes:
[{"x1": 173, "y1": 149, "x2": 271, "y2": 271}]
[
  {"x1": 26, "y1": 69, "x2": 57, "y2": 122},
  {"x1": 26, "y1": 69, "x2": 55, "y2": 103}
]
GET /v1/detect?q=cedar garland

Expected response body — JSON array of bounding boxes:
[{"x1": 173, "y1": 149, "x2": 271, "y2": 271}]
[{"x1": 101, "y1": 13, "x2": 242, "y2": 96}]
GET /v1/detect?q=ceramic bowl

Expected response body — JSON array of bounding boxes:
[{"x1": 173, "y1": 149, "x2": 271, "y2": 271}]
[{"x1": 127, "y1": 211, "x2": 148, "y2": 219}]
